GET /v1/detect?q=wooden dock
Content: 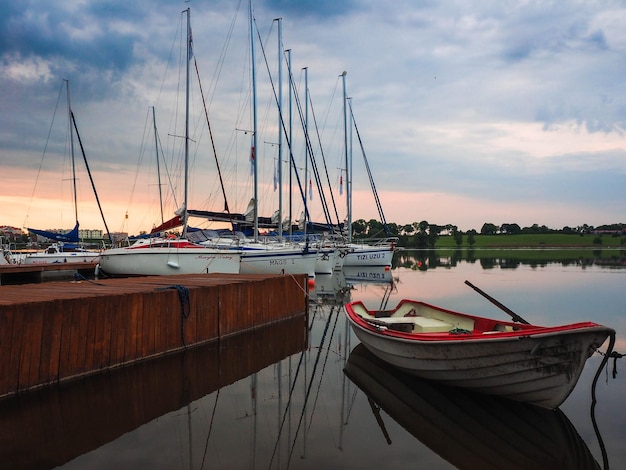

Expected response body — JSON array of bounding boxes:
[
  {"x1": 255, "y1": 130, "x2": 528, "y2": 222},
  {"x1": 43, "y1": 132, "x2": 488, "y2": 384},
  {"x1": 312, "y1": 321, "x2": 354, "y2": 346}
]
[
  {"x1": 0, "y1": 273, "x2": 308, "y2": 399},
  {"x1": 0, "y1": 262, "x2": 97, "y2": 285}
]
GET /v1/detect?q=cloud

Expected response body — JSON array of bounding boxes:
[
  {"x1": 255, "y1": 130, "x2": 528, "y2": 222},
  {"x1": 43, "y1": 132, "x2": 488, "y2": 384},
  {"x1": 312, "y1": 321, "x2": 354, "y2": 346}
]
[{"x1": 0, "y1": 0, "x2": 624, "y2": 234}]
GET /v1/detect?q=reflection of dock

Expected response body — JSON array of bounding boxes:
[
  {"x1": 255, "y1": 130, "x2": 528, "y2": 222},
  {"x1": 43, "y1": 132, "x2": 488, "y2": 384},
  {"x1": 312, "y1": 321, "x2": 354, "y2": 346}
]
[
  {"x1": 344, "y1": 344, "x2": 600, "y2": 470},
  {"x1": 0, "y1": 316, "x2": 307, "y2": 469}
]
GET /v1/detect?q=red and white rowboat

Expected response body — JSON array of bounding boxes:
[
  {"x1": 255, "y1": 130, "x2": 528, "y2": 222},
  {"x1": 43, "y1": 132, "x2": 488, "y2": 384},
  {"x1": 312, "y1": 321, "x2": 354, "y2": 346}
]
[{"x1": 345, "y1": 298, "x2": 614, "y2": 409}]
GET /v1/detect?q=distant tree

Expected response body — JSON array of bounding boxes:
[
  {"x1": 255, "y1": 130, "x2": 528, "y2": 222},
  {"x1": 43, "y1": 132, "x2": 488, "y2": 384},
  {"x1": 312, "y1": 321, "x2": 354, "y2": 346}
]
[
  {"x1": 401, "y1": 224, "x2": 415, "y2": 236},
  {"x1": 366, "y1": 219, "x2": 384, "y2": 237},
  {"x1": 467, "y1": 232, "x2": 476, "y2": 246},
  {"x1": 454, "y1": 231, "x2": 463, "y2": 246},
  {"x1": 481, "y1": 223, "x2": 498, "y2": 235},
  {"x1": 386, "y1": 223, "x2": 400, "y2": 237},
  {"x1": 501, "y1": 223, "x2": 521, "y2": 234},
  {"x1": 352, "y1": 219, "x2": 367, "y2": 238}
]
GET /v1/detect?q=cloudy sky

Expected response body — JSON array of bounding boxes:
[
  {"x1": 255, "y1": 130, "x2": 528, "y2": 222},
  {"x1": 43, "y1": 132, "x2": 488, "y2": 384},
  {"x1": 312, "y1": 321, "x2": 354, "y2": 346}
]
[{"x1": 1, "y1": 0, "x2": 625, "y2": 236}]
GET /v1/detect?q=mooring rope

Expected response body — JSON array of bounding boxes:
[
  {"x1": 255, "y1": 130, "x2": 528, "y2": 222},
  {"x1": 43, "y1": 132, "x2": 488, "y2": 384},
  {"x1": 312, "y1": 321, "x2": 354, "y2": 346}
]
[
  {"x1": 73, "y1": 271, "x2": 106, "y2": 286},
  {"x1": 156, "y1": 284, "x2": 191, "y2": 347},
  {"x1": 592, "y1": 332, "x2": 619, "y2": 470}
]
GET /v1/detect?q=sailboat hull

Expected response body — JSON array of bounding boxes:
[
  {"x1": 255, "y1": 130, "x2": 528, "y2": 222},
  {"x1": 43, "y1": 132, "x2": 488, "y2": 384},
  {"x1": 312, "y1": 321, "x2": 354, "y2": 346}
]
[
  {"x1": 23, "y1": 252, "x2": 100, "y2": 264},
  {"x1": 343, "y1": 244, "x2": 395, "y2": 267},
  {"x1": 238, "y1": 245, "x2": 317, "y2": 278},
  {"x1": 98, "y1": 242, "x2": 240, "y2": 276}
]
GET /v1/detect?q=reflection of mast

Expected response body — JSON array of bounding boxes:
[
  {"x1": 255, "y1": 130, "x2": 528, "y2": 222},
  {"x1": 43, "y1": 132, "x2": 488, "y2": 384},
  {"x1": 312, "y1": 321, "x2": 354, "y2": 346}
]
[{"x1": 250, "y1": 373, "x2": 257, "y2": 469}]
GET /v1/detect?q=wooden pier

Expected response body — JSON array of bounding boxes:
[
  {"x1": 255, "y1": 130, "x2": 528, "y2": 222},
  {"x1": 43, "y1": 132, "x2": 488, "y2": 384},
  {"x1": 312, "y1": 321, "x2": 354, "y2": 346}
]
[
  {"x1": 0, "y1": 262, "x2": 97, "y2": 285},
  {"x1": 0, "y1": 273, "x2": 308, "y2": 399}
]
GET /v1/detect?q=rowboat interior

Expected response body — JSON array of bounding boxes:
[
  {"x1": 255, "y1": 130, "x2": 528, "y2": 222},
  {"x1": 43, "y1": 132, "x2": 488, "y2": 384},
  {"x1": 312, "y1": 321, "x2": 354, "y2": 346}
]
[{"x1": 350, "y1": 300, "x2": 534, "y2": 336}]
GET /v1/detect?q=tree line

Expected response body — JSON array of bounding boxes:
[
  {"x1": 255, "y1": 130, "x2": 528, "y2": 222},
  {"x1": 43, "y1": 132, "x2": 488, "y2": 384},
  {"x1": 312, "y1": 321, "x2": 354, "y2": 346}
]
[{"x1": 351, "y1": 220, "x2": 626, "y2": 248}]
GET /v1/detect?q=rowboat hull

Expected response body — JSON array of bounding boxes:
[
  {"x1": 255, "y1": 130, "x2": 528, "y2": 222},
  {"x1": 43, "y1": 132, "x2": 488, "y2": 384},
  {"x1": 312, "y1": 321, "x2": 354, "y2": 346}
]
[{"x1": 345, "y1": 299, "x2": 613, "y2": 409}]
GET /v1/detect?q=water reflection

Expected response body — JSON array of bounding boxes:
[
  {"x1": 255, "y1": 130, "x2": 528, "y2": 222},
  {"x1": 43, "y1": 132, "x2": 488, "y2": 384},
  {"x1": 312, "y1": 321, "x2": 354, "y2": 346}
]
[
  {"x1": 344, "y1": 344, "x2": 601, "y2": 470},
  {"x1": 0, "y1": 262, "x2": 621, "y2": 469},
  {"x1": 395, "y1": 248, "x2": 626, "y2": 271},
  {"x1": 0, "y1": 316, "x2": 307, "y2": 469}
]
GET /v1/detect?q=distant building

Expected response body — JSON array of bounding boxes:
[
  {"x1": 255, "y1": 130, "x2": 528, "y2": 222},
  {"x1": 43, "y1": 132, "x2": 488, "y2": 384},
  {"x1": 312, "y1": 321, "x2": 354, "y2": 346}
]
[
  {"x1": 0, "y1": 225, "x2": 25, "y2": 241},
  {"x1": 79, "y1": 228, "x2": 104, "y2": 239},
  {"x1": 110, "y1": 232, "x2": 129, "y2": 243}
]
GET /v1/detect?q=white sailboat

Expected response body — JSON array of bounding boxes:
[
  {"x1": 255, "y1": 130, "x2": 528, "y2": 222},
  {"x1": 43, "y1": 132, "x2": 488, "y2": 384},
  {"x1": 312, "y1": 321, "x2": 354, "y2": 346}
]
[
  {"x1": 339, "y1": 72, "x2": 397, "y2": 267},
  {"x1": 199, "y1": 6, "x2": 316, "y2": 278},
  {"x1": 24, "y1": 80, "x2": 102, "y2": 265},
  {"x1": 97, "y1": 8, "x2": 240, "y2": 277}
]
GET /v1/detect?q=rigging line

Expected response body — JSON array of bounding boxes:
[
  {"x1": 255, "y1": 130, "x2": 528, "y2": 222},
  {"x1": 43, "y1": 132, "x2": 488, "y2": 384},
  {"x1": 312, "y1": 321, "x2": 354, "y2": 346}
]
[
  {"x1": 253, "y1": 19, "x2": 313, "y2": 232},
  {"x1": 286, "y1": 63, "x2": 340, "y2": 231},
  {"x1": 199, "y1": 388, "x2": 221, "y2": 469},
  {"x1": 204, "y1": 0, "x2": 243, "y2": 107},
  {"x1": 155, "y1": 110, "x2": 180, "y2": 211},
  {"x1": 348, "y1": 100, "x2": 390, "y2": 236},
  {"x1": 307, "y1": 304, "x2": 342, "y2": 434},
  {"x1": 267, "y1": 341, "x2": 308, "y2": 468},
  {"x1": 124, "y1": 106, "x2": 152, "y2": 229},
  {"x1": 194, "y1": 57, "x2": 235, "y2": 225},
  {"x1": 25, "y1": 81, "x2": 66, "y2": 227},
  {"x1": 286, "y1": 304, "x2": 336, "y2": 467},
  {"x1": 70, "y1": 112, "x2": 113, "y2": 243},
  {"x1": 308, "y1": 92, "x2": 342, "y2": 226}
]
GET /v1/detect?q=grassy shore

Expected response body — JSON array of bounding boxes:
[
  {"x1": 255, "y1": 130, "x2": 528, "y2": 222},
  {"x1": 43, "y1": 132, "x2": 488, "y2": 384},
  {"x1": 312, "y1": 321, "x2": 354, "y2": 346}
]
[{"x1": 434, "y1": 233, "x2": 625, "y2": 248}]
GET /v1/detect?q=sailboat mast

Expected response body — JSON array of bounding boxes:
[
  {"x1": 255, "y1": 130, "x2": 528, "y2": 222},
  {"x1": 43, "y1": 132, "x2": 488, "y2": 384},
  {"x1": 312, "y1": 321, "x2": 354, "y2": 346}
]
[
  {"x1": 303, "y1": 66, "x2": 309, "y2": 240},
  {"x1": 152, "y1": 106, "x2": 164, "y2": 225},
  {"x1": 287, "y1": 48, "x2": 293, "y2": 238},
  {"x1": 183, "y1": 7, "x2": 191, "y2": 237},
  {"x1": 250, "y1": 0, "x2": 259, "y2": 241},
  {"x1": 277, "y1": 17, "x2": 283, "y2": 240},
  {"x1": 341, "y1": 71, "x2": 351, "y2": 242},
  {"x1": 65, "y1": 79, "x2": 78, "y2": 225}
]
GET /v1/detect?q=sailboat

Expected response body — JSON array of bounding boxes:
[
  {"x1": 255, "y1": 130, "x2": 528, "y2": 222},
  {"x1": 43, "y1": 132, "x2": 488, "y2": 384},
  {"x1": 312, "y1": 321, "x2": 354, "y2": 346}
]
[
  {"x1": 197, "y1": 5, "x2": 317, "y2": 278},
  {"x1": 24, "y1": 80, "x2": 102, "y2": 265},
  {"x1": 339, "y1": 72, "x2": 397, "y2": 268},
  {"x1": 97, "y1": 8, "x2": 240, "y2": 277}
]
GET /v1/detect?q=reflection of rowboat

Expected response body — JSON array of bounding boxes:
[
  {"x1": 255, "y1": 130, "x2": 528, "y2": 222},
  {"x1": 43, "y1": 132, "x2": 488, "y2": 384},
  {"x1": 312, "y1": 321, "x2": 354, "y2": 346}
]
[
  {"x1": 344, "y1": 344, "x2": 601, "y2": 470},
  {"x1": 345, "y1": 299, "x2": 614, "y2": 409}
]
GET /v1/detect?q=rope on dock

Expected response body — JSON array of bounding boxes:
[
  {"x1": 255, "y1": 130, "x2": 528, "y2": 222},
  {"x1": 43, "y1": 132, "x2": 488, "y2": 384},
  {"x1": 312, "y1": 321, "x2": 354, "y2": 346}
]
[{"x1": 156, "y1": 284, "x2": 191, "y2": 348}]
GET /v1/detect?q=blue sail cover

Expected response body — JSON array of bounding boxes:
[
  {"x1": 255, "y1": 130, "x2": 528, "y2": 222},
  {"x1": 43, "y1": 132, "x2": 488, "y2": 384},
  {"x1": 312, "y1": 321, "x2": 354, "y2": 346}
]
[{"x1": 28, "y1": 222, "x2": 80, "y2": 242}]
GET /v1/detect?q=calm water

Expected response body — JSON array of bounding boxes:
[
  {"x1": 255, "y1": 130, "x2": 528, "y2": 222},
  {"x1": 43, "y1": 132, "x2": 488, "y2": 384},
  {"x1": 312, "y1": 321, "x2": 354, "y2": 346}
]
[{"x1": 1, "y1": 249, "x2": 625, "y2": 469}]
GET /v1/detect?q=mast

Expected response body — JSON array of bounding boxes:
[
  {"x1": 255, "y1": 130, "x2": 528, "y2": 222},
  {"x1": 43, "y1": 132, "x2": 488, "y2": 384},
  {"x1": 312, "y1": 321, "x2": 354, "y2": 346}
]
[
  {"x1": 182, "y1": 7, "x2": 191, "y2": 238},
  {"x1": 250, "y1": 0, "x2": 259, "y2": 241},
  {"x1": 65, "y1": 79, "x2": 78, "y2": 225},
  {"x1": 287, "y1": 48, "x2": 293, "y2": 238},
  {"x1": 152, "y1": 106, "x2": 164, "y2": 225},
  {"x1": 341, "y1": 71, "x2": 351, "y2": 242},
  {"x1": 303, "y1": 66, "x2": 309, "y2": 240},
  {"x1": 277, "y1": 17, "x2": 283, "y2": 240}
]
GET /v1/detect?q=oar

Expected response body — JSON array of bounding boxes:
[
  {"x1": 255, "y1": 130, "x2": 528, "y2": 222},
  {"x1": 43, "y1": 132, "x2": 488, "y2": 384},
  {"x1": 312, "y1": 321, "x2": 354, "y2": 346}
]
[{"x1": 464, "y1": 280, "x2": 530, "y2": 325}]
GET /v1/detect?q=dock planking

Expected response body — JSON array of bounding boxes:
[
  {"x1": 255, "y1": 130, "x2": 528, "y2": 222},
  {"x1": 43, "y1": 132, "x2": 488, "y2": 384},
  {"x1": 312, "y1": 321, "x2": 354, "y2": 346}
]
[
  {"x1": 0, "y1": 262, "x2": 98, "y2": 285},
  {"x1": 0, "y1": 273, "x2": 308, "y2": 399}
]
